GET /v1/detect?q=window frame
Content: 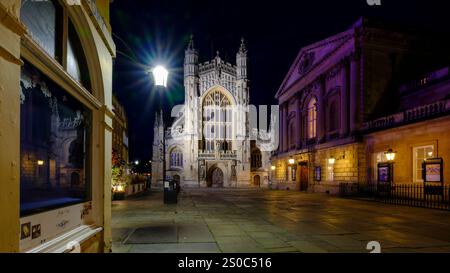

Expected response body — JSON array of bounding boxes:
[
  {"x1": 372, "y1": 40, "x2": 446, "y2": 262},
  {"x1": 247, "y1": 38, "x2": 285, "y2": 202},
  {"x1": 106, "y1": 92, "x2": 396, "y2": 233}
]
[
  {"x1": 21, "y1": 0, "x2": 91, "y2": 90},
  {"x1": 19, "y1": 61, "x2": 93, "y2": 217},
  {"x1": 19, "y1": 1, "x2": 99, "y2": 217},
  {"x1": 412, "y1": 145, "x2": 435, "y2": 183}
]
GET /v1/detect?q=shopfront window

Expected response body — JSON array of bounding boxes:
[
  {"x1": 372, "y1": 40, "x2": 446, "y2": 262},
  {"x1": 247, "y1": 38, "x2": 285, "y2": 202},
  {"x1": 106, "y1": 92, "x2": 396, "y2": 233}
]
[
  {"x1": 20, "y1": 62, "x2": 91, "y2": 216},
  {"x1": 413, "y1": 145, "x2": 435, "y2": 183}
]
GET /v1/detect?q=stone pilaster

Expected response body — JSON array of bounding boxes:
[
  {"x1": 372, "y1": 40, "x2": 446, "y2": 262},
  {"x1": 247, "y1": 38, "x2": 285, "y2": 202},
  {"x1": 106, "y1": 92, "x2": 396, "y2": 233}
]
[
  {"x1": 340, "y1": 58, "x2": 350, "y2": 137},
  {"x1": 349, "y1": 50, "x2": 361, "y2": 134}
]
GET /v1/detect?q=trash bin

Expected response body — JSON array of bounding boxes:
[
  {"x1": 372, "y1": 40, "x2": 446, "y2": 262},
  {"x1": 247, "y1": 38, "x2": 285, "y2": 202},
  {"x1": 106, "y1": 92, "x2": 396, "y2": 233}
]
[{"x1": 163, "y1": 180, "x2": 178, "y2": 204}]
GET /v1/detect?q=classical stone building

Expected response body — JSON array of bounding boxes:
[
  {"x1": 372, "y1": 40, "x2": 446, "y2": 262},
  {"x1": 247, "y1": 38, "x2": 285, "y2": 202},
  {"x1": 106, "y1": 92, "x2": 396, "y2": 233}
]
[
  {"x1": 271, "y1": 17, "x2": 450, "y2": 194},
  {"x1": 152, "y1": 37, "x2": 271, "y2": 188},
  {"x1": 364, "y1": 66, "x2": 450, "y2": 185},
  {"x1": 0, "y1": 0, "x2": 115, "y2": 252},
  {"x1": 112, "y1": 95, "x2": 129, "y2": 164}
]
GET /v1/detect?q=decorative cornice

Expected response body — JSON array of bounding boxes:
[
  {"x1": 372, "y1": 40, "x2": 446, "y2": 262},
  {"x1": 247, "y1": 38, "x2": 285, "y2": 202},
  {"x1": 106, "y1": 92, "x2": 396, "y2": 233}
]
[
  {"x1": 0, "y1": 45, "x2": 23, "y2": 66},
  {"x1": 0, "y1": 2, "x2": 27, "y2": 36}
]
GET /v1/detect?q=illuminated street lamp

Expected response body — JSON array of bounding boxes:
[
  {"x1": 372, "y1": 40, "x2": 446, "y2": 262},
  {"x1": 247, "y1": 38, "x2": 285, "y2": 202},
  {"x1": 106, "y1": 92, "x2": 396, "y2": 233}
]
[
  {"x1": 135, "y1": 160, "x2": 139, "y2": 165},
  {"x1": 271, "y1": 165, "x2": 276, "y2": 171},
  {"x1": 288, "y1": 158, "x2": 295, "y2": 165},
  {"x1": 151, "y1": 65, "x2": 169, "y2": 182},
  {"x1": 152, "y1": 65, "x2": 169, "y2": 87},
  {"x1": 328, "y1": 156, "x2": 336, "y2": 165},
  {"x1": 385, "y1": 149, "x2": 396, "y2": 162}
]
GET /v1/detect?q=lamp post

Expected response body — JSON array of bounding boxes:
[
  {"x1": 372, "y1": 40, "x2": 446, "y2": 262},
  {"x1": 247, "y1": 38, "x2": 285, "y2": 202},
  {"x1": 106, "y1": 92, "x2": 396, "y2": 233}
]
[{"x1": 151, "y1": 65, "x2": 169, "y2": 183}]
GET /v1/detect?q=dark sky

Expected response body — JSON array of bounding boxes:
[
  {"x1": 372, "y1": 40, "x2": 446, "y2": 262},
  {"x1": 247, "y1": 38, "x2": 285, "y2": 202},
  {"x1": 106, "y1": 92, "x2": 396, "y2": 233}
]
[{"x1": 110, "y1": 0, "x2": 450, "y2": 163}]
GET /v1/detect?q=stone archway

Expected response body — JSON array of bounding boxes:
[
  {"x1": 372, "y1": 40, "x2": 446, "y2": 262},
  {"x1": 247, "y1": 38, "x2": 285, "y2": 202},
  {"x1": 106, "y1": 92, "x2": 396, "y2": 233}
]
[{"x1": 206, "y1": 166, "x2": 224, "y2": 188}]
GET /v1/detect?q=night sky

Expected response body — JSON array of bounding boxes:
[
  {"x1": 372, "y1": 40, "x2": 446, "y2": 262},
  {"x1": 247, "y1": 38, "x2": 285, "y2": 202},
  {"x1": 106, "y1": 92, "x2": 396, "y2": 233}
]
[{"x1": 110, "y1": 0, "x2": 450, "y2": 163}]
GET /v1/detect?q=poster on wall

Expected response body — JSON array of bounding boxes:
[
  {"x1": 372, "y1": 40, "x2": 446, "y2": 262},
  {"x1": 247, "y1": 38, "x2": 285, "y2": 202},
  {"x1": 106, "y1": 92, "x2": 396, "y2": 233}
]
[
  {"x1": 315, "y1": 167, "x2": 321, "y2": 182},
  {"x1": 378, "y1": 167, "x2": 389, "y2": 182},
  {"x1": 423, "y1": 158, "x2": 443, "y2": 183},
  {"x1": 377, "y1": 163, "x2": 392, "y2": 183}
]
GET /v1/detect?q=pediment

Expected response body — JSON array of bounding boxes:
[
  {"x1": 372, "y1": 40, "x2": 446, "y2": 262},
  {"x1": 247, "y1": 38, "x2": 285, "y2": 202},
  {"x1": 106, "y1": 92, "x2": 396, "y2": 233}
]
[{"x1": 275, "y1": 30, "x2": 353, "y2": 99}]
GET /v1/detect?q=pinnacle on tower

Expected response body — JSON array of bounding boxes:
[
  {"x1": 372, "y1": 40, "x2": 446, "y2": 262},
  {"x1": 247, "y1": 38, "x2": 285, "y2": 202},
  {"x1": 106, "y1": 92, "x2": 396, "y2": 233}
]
[
  {"x1": 187, "y1": 34, "x2": 195, "y2": 50},
  {"x1": 239, "y1": 37, "x2": 247, "y2": 54}
]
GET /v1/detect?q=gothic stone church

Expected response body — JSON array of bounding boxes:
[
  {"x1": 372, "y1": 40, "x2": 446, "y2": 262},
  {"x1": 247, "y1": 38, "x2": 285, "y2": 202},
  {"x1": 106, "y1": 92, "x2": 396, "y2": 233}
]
[{"x1": 151, "y1": 37, "x2": 271, "y2": 188}]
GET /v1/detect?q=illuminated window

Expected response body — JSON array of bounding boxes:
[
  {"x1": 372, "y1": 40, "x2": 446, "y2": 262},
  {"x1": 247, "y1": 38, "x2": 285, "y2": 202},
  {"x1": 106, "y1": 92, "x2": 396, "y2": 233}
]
[
  {"x1": 307, "y1": 98, "x2": 317, "y2": 139},
  {"x1": 413, "y1": 145, "x2": 434, "y2": 183},
  {"x1": 326, "y1": 160, "x2": 334, "y2": 181}
]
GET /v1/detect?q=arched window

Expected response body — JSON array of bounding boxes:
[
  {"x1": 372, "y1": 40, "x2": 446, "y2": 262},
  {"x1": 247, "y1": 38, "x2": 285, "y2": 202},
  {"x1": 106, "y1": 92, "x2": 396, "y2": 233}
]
[
  {"x1": 170, "y1": 148, "x2": 183, "y2": 168},
  {"x1": 251, "y1": 148, "x2": 262, "y2": 170},
  {"x1": 307, "y1": 98, "x2": 317, "y2": 139},
  {"x1": 202, "y1": 90, "x2": 232, "y2": 151}
]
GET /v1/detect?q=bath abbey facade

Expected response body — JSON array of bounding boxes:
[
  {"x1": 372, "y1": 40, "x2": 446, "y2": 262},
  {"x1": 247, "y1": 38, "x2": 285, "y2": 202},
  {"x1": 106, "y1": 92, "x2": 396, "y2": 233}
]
[{"x1": 151, "y1": 37, "x2": 272, "y2": 188}]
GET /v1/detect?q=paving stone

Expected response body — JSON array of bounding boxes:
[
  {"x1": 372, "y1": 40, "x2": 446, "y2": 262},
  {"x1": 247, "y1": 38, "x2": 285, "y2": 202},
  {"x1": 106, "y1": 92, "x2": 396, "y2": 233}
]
[
  {"x1": 288, "y1": 241, "x2": 329, "y2": 253},
  {"x1": 178, "y1": 224, "x2": 215, "y2": 243},
  {"x1": 125, "y1": 225, "x2": 178, "y2": 244},
  {"x1": 129, "y1": 243, "x2": 220, "y2": 253},
  {"x1": 112, "y1": 189, "x2": 450, "y2": 253}
]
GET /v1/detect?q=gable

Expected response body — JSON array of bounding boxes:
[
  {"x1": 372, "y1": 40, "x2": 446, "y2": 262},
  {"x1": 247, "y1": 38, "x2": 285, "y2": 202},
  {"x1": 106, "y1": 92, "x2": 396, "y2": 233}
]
[{"x1": 275, "y1": 30, "x2": 353, "y2": 99}]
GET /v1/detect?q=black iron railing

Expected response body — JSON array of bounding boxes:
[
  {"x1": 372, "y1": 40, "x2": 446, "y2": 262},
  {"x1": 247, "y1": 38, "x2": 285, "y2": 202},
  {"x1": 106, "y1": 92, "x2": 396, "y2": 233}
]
[{"x1": 339, "y1": 183, "x2": 450, "y2": 211}]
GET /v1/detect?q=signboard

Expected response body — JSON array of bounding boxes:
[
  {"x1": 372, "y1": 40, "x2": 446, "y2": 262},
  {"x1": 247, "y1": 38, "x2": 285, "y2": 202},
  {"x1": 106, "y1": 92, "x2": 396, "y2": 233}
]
[
  {"x1": 422, "y1": 158, "x2": 443, "y2": 183},
  {"x1": 377, "y1": 162, "x2": 392, "y2": 183},
  {"x1": 377, "y1": 162, "x2": 393, "y2": 194},
  {"x1": 422, "y1": 158, "x2": 444, "y2": 196},
  {"x1": 315, "y1": 167, "x2": 321, "y2": 181}
]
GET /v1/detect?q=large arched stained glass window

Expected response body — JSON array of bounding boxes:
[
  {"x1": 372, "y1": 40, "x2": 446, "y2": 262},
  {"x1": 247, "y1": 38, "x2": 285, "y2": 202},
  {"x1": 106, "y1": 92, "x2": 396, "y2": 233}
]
[
  {"x1": 307, "y1": 98, "x2": 317, "y2": 139},
  {"x1": 202, "y1": 90, "x2": 233, "y2": 151}
]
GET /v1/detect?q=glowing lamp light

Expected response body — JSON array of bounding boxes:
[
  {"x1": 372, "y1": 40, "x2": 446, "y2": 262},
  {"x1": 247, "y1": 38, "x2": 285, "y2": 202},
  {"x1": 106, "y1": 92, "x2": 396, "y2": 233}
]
[
  {"x1": 37, "y1": 160, "x2": 44, "y2": 166},
  {"x1": 113, "y1": 184, "x2": 125, "y2": 193},
  {"x1": 288, "y1": 158, "x2": 295, "y2": 165},
  {"x1": 328, "y1": 157, "x2": 336, "y2": 165},
  {"x1": 271, "y1": 165, "x2": 276, "y2": 171},
  {"x1": 385, "y1": 149, "x2": 396, "y2": 161},
  {"x1": 427, "y1": 151, "x2": 433, "y2": 157},
  {"x1": 135, "y1": 160, "x2": 139, "y2": 165},
  {"x1": 152, "y1": 65, "x2": 169, "y2": 87}
]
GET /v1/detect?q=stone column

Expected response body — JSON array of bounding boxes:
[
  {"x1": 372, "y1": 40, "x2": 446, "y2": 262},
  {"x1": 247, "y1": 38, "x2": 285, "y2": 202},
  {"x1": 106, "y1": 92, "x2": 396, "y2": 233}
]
[
  {"x1": 340, "y1": 59, "x2": 349, "y2": 137},
  {"x1": 278, "y1": 103, "x2": 284, "y2": 153},
  {"x1": 316, "y1": 76, "x2": 326, "y2": 143},
  {"x1": 349, "y1": 51, "x2": 361, "y2": 134},
  {"x1": 296, "y1": 94, "x2": 302, "y2": 149},
  {"x1": 281, "y1": 102, "x2": 288, "y2": 153}
]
